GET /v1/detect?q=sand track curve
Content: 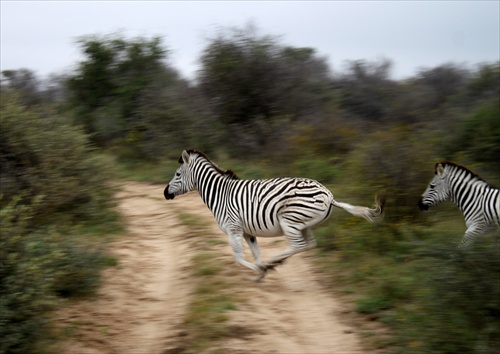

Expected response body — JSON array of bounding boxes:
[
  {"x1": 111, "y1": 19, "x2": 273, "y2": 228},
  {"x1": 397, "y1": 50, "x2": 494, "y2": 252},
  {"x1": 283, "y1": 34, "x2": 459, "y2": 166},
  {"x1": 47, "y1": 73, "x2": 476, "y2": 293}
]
[{"x1": 54, "y1": 182, "x2": 366, "y2": 354}]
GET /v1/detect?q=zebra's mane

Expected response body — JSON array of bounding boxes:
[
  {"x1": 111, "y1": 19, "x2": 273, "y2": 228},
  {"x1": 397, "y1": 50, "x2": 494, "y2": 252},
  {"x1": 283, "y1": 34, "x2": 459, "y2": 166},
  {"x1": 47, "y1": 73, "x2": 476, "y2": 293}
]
[
  {"x1": 182, "y1": 149, "x2": 239, "y2": 180},
  {"x1": 437, "y1": 161, "x2": 495, "y2": 188}
]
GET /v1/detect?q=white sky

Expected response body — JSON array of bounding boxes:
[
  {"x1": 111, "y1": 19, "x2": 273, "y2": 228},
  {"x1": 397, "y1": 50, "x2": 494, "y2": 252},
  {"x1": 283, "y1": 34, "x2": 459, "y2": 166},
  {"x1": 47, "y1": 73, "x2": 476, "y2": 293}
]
[{"x1": 1, "y1": 1, "x2": 499, "y2": 81}]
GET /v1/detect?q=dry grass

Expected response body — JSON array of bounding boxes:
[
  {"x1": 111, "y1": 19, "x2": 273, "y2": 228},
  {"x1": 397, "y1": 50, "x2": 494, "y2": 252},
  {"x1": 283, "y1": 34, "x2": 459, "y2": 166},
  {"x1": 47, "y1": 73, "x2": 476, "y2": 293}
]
[{"x1": 175, "y1": 212, "x2": 240, "y2": 354}]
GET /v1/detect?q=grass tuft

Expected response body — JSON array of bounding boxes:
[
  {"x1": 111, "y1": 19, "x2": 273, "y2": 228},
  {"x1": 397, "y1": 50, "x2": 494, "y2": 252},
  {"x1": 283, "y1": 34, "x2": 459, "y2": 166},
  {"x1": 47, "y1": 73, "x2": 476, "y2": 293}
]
[{"x1": 175, "y1": 210, "x2": 239, "y2": 354}]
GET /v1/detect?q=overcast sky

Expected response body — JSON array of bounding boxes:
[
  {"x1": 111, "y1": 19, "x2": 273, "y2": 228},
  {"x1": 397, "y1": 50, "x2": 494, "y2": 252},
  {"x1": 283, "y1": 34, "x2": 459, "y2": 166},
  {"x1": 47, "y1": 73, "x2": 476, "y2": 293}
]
[{"x1": 1, "y1": 1, "x2": 499, "y2": 81}]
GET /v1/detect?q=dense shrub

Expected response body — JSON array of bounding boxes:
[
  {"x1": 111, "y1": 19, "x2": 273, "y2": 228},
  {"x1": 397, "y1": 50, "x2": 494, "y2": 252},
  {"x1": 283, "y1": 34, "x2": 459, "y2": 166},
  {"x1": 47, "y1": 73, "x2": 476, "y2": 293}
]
[
  {"x1": 0, "y1": 199, "x2": 53, "y2": 354},
  {"x1": 0, "y1": 94, "x2": 118, "y2": 353},
  {"x1": 448, "y1": 101, "x2": 500, "y2": 175},
  {"x1": 0, "y1": 198, "x2": 113, "y2": 353},
  {"x1": 0, "y1": 93, "x2": 115, "y2": 223},
  {"x1": 395, "y1": 235, "x2": 500, "y2": 354},
  {"x1": 342, "y1": 124, "x2": 439, "y2": 224}
]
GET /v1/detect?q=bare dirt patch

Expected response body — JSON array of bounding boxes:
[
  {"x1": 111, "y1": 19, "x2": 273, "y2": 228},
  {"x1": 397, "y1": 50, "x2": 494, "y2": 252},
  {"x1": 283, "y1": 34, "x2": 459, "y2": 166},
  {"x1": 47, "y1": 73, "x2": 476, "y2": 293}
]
[
  {"x1": 53, "y1": 183, "x2": 192, "y2": 354},
  {"x1": 53, "y1": 182, "x2": 374, "y2": 354}
]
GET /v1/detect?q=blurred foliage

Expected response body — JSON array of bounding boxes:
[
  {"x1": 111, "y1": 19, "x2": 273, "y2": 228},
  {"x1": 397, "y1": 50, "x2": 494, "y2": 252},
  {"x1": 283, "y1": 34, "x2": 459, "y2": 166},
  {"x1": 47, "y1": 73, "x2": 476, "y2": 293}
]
[
  {"x1": 414, "y1": 63, "x2": 469, "y2": 109},
  {"x1": 0, "y1": 199, "x2": 52, "y2": 354},
  {"x1": 409, "y1": 237, "x2": 500, "y2": 354},
  {"x1": 1, "y1": 69, "x2": 42, "y2": 107},
  {"x1": 67, "y1": 34, "x2": 168, "y2": 129},
  {"x1": 0, "y1": 93, "x2": 114, "y2": 223},
  {"x1": 334, "y1": 59, "x2": 398, "y2": 122},
  {"x1": 0, "y1": 197, "x2": 116, "y2": 354},
  {"x1": 199, "y1": 24, "x2": 331, "y2": 154},
  {"x1": 447, "y1": 101, "x2": 500, "y2": 175},
  {"x1": 1, "y1": 25, "x2": 499, "y2": 353},
  {"x1": 113, "y1": 155, "x2": 180, "y2": 184},
  {"x1": 317, "y1": 218, "x2": 499, "y2": 353},
  {"x1": 467, "y1": 63, "x2": 500, "y2": 101},
  {"x1": 0, "y1": 94, "x2": 119, "y2": 353},
  {"x1": 65, "y1": 33, "x2": 219, "y2": 160},
  {"x1": 342, "y1": 124, "x2": 439, "y2": 223}
]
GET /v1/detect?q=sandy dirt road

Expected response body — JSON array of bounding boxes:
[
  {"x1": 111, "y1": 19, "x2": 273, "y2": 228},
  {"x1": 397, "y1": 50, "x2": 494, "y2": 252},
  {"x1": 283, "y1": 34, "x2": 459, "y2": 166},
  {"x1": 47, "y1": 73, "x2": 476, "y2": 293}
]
[{"x1": 54, "y1": 182, "x2": 369, "y2": 354}]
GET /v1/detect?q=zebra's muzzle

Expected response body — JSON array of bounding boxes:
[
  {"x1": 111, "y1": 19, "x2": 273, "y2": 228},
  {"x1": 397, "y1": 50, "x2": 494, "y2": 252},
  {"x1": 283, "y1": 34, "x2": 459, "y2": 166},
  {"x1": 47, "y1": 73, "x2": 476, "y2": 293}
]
[
  {"x1": 418, "y1": 198, "x2": 429, "y2": 211},
  {"x1": 164, "y1": 185, "x2": 175, "y2": 200}
]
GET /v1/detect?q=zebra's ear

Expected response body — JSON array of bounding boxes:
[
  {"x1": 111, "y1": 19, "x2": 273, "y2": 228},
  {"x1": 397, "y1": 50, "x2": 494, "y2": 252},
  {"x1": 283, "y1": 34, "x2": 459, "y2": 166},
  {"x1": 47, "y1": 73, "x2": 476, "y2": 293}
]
[
  {"x1": 181, "y1": 150, "x2": 190, "y2": 164},
  {"x1": 436, "y1": 163, "x2": 445, "y2": 177}
]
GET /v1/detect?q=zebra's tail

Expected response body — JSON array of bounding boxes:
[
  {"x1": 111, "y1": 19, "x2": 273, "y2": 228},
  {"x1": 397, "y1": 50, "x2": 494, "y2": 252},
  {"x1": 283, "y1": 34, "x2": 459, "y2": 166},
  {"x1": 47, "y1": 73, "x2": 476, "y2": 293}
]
[{"x1": 332, "y1": 192, "x2": 386, "y2": 222}]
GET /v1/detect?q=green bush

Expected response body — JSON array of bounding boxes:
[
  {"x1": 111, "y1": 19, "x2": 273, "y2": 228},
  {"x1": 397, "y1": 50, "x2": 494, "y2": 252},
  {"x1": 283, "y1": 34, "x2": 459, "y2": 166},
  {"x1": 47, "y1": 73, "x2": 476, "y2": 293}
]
[
  {"x1": 0, "y1": 199, "x2": 53, "y2": 354},
  {"x1": 319, "y1": 223, "x2": 500, "y2": 354},
  {"x1": 291, "y1": 156, "x2": 340, "y2": 183},
  {"x1": 0, "y1": 94, "x2": 119, "y2": 353},
  {"x1": 0, "y1": 93, "x2": 115, "y2": 224},
  {"x1": 37, "y1": 232, "x2": 110, "y2": 298},
  {"x1": 342, "y1": 125, "x2": 439, "y2": 224},
  {"x1": 0, "y1": 198, "x2": 113, "y2": 353},
  {"x1": 448, "y1": 101, "x2": 500, "y2": 175},
  {"x1": 395, "y1": 235, "x2": 500, "y2": 353},
  {"x1": 356, "y1": 294, "x2": 392, "y2": 314}
]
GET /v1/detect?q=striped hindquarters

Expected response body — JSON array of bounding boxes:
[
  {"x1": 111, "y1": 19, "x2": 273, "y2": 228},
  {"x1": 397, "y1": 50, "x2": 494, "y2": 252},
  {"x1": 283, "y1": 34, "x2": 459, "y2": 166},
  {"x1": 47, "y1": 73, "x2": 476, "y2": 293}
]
[{"x1": 225, "y1": 177, "x2": 334, "y2": 236}]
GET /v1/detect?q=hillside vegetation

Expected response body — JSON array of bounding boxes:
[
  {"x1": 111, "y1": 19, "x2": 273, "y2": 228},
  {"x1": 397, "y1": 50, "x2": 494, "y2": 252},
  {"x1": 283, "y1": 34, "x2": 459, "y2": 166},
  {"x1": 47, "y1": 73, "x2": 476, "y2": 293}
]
[{"x1": 1, "y1": 27, "x2": 499, "y2": 353}]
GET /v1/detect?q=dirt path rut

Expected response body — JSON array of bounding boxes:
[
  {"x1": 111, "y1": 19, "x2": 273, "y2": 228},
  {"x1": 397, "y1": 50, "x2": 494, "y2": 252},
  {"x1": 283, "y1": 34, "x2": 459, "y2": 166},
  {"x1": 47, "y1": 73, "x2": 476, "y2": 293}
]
[{"x1": 55, "y1": 182, "x2": 365, "y2": 354}]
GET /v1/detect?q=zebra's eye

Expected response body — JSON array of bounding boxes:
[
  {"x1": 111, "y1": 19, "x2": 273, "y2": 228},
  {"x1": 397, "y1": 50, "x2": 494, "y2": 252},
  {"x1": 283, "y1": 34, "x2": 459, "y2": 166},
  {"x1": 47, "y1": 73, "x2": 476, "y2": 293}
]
[
  {"x1": 176, "y1": 172, "x2": 181, "y2": 177},
  {"x1": 430, "y1": 183, "x2": 435, "y2": 189}
]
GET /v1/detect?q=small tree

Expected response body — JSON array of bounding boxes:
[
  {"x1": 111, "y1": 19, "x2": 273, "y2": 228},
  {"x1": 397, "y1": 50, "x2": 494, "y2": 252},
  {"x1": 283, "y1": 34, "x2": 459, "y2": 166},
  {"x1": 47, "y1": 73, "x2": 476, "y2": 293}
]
[
  {"x1": 343, "y1": 124, "x2": 439, "y2": 223},
  {"x1": 66, "y1": 34, "x2": 172, "y2": 146},
  {"x1": 0, "y1": 92, "x2": 114, "y2": 221},
  {"x1": 199, "y1": 24, "x2": 331, "y2": 154},
  {"x1": 1, "y1": 69, "x2": 42, "y2": 106},
  {"x1": 448, "y1": 101, "x2": 500, "y2": 175},
  {"x1": 414, "y1": 63, "x2": 469, "y2": 109},
  {"x1": 333, "y1": 59, "x2": 397, "y2": 122}
]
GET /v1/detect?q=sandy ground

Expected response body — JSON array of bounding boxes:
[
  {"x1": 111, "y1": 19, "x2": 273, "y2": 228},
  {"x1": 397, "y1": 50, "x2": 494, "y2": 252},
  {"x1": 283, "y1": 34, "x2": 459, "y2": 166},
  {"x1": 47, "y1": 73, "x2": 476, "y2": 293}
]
[{"x1": 54, "y1": 182, "x2": 371, "y2": 354}]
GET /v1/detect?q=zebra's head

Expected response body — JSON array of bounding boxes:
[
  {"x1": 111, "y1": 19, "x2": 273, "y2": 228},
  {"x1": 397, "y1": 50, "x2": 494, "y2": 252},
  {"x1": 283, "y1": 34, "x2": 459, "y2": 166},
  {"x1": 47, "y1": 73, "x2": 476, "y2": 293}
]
[
  {"x1": 418, "y1": 163, "x2": 450, "y2": 211},
  {"x1": 164, "y1": 150, "x2": 195, "y2": 200}
]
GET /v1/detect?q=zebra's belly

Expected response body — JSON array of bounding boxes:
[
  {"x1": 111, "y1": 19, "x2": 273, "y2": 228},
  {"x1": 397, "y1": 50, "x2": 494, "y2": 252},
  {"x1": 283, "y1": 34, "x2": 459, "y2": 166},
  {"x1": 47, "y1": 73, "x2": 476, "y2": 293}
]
[
  {"x1": 241, "y1": 223, "x2": 283, "y2": 238},
  {"x1": 247, "y1": 226, "x2": 284, "y2": 238}
]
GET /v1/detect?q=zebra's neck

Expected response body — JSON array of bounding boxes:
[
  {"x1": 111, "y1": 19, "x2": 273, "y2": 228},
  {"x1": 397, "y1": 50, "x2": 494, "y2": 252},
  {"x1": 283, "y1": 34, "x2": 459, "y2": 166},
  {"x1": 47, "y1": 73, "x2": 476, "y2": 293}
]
[
  {"x1": 446, "y1": 166, "x2": 488, "y2": 212},
  {"x1": 191, "y1": 158, "x2": 231, "y2": 212}
]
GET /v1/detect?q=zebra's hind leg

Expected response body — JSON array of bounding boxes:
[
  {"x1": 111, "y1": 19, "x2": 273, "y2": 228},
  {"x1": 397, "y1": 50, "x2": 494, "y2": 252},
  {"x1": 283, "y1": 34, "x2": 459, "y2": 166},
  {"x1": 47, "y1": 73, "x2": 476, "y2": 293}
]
[{"x1": 264, "y1": 227, "x2": 317, "y2": 272}]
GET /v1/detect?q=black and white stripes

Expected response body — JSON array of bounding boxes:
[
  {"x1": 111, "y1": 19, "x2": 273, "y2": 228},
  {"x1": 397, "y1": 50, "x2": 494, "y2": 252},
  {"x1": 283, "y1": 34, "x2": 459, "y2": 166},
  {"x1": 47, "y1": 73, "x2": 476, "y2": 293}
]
[
  {"x1": 165, "y1": 149, "x2": 384, "y2": 281},
  {"x1": 419, "y1": 162, "x2": 500, "y2": 248}
]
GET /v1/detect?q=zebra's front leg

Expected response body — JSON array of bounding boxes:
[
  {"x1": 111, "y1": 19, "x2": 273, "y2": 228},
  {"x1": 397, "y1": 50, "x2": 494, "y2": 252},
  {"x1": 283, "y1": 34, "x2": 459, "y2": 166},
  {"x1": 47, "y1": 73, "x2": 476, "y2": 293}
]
[
  {"x1": 244, "y1": 234, "x2": 263, "y2": 268},
  {"x1": 243, "y1": 234, "x2": 273, "y2": 282},
  {"x1": 458, "y1": 224, "x2": 485, "y2": 249},
  {"x1": 227, "y1": 231, "x2": 265, "y2": 278}
]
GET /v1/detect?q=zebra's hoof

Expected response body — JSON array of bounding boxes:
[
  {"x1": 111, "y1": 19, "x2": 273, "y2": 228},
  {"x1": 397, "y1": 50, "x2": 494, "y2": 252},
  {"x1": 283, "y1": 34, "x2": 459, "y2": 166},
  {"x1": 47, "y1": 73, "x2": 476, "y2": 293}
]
[
  {"x1": 264, "y1": 264, "x2": 278, "y2": 271},
  {"x1": 265, "y1": 259, "x2": 284, "y2": 271},
  {"x1": 254, "y1": 270, "x2": 267, "y2": 282}
]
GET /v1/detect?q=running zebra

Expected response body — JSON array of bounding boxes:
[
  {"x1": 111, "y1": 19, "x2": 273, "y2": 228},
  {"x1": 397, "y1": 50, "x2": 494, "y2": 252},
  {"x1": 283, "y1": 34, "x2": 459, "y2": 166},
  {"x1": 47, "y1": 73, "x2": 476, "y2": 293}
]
[
  {"x1": 418, "y1": 161, "x2": 500, "y2": 248},
  {"x1": 164, "y1": 149, "x2": 385, "y2": 281}
]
